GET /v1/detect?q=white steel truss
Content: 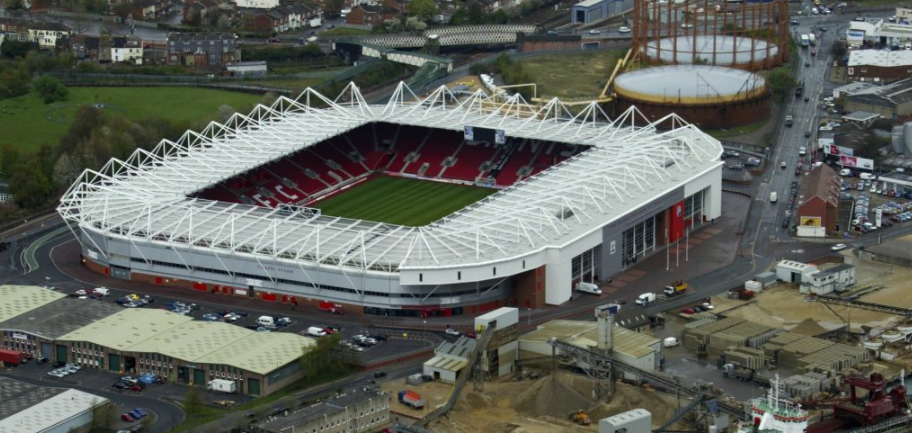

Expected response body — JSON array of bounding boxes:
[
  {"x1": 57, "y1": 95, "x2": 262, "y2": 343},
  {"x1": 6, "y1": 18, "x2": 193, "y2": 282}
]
[{"x1": 58, "y1": 82, "x2": 722, "y2": 275}]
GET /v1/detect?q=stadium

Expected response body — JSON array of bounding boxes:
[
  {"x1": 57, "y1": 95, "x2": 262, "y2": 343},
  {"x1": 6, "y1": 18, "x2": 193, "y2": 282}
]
[{"x1": 58, "y1": 83, "x2": 723, "y2": 318}]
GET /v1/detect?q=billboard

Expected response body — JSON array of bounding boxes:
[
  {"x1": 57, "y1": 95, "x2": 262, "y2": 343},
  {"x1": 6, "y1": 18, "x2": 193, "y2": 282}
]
[
  {"x1": 876, "y1": 208, "x2": 883, "y2": 228},
  {"x1": 826, "y1": 144, "x2": 854, "y2": 156},
  {"x1": 840, "y1": 155, "x2": 874, "y2": 170},
  {"x1": 464, "y1": 126, "x2": 506, "y2": 144},
  {"x1": 800, "y1": 216, "x2": 822, "y2": 227}
]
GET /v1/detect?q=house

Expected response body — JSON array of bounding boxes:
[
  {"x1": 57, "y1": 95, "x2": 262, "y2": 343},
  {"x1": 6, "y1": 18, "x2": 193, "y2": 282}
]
[
  {"x1": 27, "y1": 21, "x2": 71, "y2": 48},
  {"x1": 68, "y1": 34, "x2": 101, "y2": 62},
  {"x1": 225, "y1": 60, "x2": 266, "y2": 76},
  {"x1": 571, "y1": 0, "x2": 634, "y2": 24},
  {"x1": 847, "y1": 49, "x2": 912, "y2": 83},
  {"x1": 167, "y1": 32, "x2": 239, "y2": 67},
  {"x1": 240, "y1": 8, "x2": 285, "y2": 33},
  {"x1": 0, "y1": 18, "x2": 30, "y2": 42},
  {"x1": 183, "y1": 0, "x2": 222, "y2": 26},
  {"x1": 112, "y1": 36, "x2": 143, "y2": 64},
  {"x1": 805, "y1": 263, "x2": 855, "y2": 295},
  {"x1": 130, "y1": 0, "x2": 176, "y2": 20},
  {"x1": 795, "y1": 165, "x2": 840, "y2": 237},
  {"x1": 345, "y1": 5, "x2": 397, "y2": 26}
]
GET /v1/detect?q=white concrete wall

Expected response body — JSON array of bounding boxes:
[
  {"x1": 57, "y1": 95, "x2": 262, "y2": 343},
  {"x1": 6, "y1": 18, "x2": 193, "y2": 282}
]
[{"x1": 796, "y1": 226, "x2": 825, "y2": 237}]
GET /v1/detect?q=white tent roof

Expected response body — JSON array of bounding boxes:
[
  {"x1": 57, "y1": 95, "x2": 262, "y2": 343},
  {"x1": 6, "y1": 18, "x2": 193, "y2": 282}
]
[{"x1": 58, "y1": 82, "x2": 722, "y2": 275}]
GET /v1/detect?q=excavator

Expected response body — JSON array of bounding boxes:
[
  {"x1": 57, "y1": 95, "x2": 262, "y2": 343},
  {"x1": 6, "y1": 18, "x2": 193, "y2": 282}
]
[{"x1": 570, "y1": 410, "x2": 592, "y2": 425}]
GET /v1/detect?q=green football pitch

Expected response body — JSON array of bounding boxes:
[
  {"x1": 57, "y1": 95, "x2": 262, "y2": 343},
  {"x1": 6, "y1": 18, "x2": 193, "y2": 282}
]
[{"x1": 313, "y1": 176, "x2": 497, "y2": 227}]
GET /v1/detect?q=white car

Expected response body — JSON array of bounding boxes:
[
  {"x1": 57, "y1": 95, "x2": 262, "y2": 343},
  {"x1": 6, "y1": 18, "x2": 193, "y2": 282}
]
[
  {"x1": 781, "y1": 161, "x2": 787, "y2": 169},
  {"x1": 618, "y1": 26, "x2": 631, "y2": 33},
  {"x1": 445, "y1": 328, "x2": 460, "y2": 337},
  {"x1": 701, "y1": 302, "x2": 714, "y2": 310},
  {"x1": 799, "y1": 147, "x2": 806, "y2": 156},
  {"x1": 831, "y1": 243, "x2": 847, "y2": 251},
  {"x1": 93, "y1": 287, "x2": 110, "y2": 296},
  {"x1": 588, "y1": 29, "x2": 601, "y2": 35},
  {"x1": 74, "y1": 289, "x2": 87, "y2": 295},
  {"x1": 681, "y1": 22, "x2": 694, "y2": 29}
]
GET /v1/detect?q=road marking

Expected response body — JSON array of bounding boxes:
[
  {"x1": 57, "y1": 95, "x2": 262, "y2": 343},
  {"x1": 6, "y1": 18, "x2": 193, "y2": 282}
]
[{"x1": 23, "y1": 227, "x2": 69, "y2": 274}]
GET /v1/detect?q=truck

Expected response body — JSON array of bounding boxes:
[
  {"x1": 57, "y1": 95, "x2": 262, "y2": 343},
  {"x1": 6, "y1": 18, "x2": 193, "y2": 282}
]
[
  {"x1": 307, "y1": 326, "x2": 327, "y2": 337},
  {"x1": 398, "y1": 390, "x2": 426, "y2": 409},
  {"x1": 309, "y1": 18, "x2": 322, "y2": 27},
  {"x1": 722, "y1": 363, "x2": 755, "y2": 381},
  {"x1": 808, "y1": 33, "x2": 816, "y2": 46},
  {"x1": 0, "y1": 349, "x2": 29, "y2": 365},
  {"x1": 576, "y1": 282, "x2": 602, "y2": 295},
  {"x1": 319, "y1": 301, "x2": 345, "y2": 315},
  {"x1": 663, "y1": 280, "x2": 688, "y2": 296},
  {"x1": 785, "y1": 115, "x2": 793, "y2": 127},
  {"x1": 207, "y1": 378, "x2": 237, "y2": 393},
  {"x1": 635, "y1": 292, "x2": 656, "y2": 306},
  {"x1": 800, "y1": 34, "x2": 810, "y2": 47}
]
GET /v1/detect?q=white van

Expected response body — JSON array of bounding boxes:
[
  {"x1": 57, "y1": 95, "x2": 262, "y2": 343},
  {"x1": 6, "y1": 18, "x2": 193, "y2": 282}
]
[
  {"x1": 859, "y1": 172, "x2": 874, "y2": 180},
  {"x1": 663, "y1": 337, "x2": 680, "y2": 348},
  {"x1": 307, "y1": 326, "x2": 327, "y2": 337},
  {"x1": 257, "y1": 315, "x2": 275, "y2": 327},
  {"x1": 770, "y1": 192, "x2": 778, "y2": 203},
  {"x1": 839, "y1": 168, "x2": 852, "y2": 177},
  {"x1": 576, "y1": 282, "x2": 602, "y2": 295}
]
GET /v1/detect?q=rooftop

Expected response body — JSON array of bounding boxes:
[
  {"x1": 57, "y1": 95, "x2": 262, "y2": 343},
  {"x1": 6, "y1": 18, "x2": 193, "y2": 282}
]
[
  {"x1": 58, "y1": 83, "x2": 722, "y2": 275},
  {"x1": 0, "y1": 297, "x2": 123, "y2": 340},
  {"x1": 799, "y1": 164, "x2": 839, "y2": 208},
  {"x1": 848, "y1": 49, "x2": 912, "y2": 67},
  {"x1": 614, "y1": 65, "x2": 767, "y2": 104},
  {"x1": 520, "y1": 319, "x2": 658, "y2": 358},
  {"x1": 260, "y1": 387, "x2": 387, "y2": 432},
  {"x1": 0, "y1": 285, "x2": 65, "y2": 325},
  {"x1": 58, "y1": 308, "x2": 315, "y2": 375},
  {"x1": 0, "y1": 377, "x2": 108, "y2": 434},
  {"x1": 881, "y1": 170, "x2": 912, "y2": 183},
  {"x1": 843, "y1": 111, "x2": 881, "y2": 123}
]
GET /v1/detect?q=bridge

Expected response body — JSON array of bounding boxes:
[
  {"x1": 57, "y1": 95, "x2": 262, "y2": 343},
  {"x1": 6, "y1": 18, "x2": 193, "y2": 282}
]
[{"x1": 337, "y1": 25, "x2": 539, "y2": 50}]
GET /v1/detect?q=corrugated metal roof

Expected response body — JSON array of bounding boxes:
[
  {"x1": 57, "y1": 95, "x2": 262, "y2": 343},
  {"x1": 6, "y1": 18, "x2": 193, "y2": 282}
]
[
  {"x1": 0, "y1": 285, "x2": 65, "y2": 325},
  {"x1": 58, "y1": 308, "x2": 315, "y2": 375},
  {"x1": 519, "y1": 320, "x2": 658, "y2": 359},
  {"x1": 424, "y1": 355, "x2": 468, "y2": 372},
  {"x1": 849, "y1": 49, "x2": 912, "y2": 67}
]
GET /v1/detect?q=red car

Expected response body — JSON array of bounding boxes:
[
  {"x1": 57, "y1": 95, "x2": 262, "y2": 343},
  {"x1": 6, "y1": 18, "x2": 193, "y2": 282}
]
[
  {"x1": 680, "y1": 308, "x2": 695, "y2": 315},
  {"x1": 129, "y1": 385, "x2": 144, "y2": 392},
  {"x1": 121, "y1": 413, "x2": 135, "y2": 422}
]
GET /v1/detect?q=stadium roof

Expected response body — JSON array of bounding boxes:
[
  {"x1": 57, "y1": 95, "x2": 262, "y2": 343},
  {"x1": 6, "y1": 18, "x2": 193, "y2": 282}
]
[{"x1": 58, "y1": 82, "x2": 722, "y2": 275}]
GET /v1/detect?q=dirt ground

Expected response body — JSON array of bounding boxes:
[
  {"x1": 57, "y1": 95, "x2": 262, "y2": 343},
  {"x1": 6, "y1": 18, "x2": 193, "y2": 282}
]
[
  {"x1": 385, "y1": 371, "x2": 684, "y2": 433},
  {"x1": 711, "y1": 283, "x2": 902, "y2": 332}
]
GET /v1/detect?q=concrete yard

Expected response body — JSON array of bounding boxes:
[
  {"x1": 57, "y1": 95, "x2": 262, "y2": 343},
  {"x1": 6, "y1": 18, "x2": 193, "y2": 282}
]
[{"x1": 843, "y1": 251, "x2": 912, "y2": 309}]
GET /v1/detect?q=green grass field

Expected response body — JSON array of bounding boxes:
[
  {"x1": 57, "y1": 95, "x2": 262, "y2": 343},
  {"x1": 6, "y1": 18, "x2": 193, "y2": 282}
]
[
  {"x1": 518, "y1": 49, "x2": 626, "y2": 100},
  {"x1": 0, "y1": 87, "x2": 262, "y2": 152},
  {"x1": 314, "y1": 176, "x2": 497, "y2": 227}
]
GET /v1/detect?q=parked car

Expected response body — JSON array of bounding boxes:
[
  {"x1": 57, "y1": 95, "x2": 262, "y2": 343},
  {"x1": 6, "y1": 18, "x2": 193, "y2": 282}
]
[
  {"x1": 113, "y1": 381, "x2": 130, "y2": 390},
  {"x1": 121, "y1": 414, "x2": 135, "y2": 422},
  {"x1": 831, "y1": 243, "x2": 847, "y2": 251},
  {"x1": 373, "y1": 371, "x2": 387, "y2": 379},
  {"x1": 445, "y1": 328, "x2": 460, "y2": 337},
  {"x1": 618, "y1": 26, "x2": 631, "y2": 33}
]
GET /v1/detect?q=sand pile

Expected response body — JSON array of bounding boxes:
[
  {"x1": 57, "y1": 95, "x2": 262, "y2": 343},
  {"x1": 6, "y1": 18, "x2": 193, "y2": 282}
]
[{"x1": 512, "y1": 374, "x2": 591, "y2": 418}]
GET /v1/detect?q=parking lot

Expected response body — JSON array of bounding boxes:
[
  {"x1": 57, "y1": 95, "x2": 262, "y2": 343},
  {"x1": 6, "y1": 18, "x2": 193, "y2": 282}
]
[{"x1": 840, "y1": 174, "x2": 912, "y2": 235}]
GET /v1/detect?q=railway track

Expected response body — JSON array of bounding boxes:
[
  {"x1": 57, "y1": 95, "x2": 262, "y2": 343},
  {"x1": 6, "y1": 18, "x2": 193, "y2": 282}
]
[{"x1": 0, "y1": 211, "x2": 62, "y2": 244}]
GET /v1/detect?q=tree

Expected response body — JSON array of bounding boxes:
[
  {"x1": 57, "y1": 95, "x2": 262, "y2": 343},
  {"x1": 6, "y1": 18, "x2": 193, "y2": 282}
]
[
  {"x1": 0, "y1": 62, "x2": 31, "y2": 100},
  {"x1": 324, "y1": 0, "x2": 344, "y2": 16},
  {"x1": 89, "y1": 399, "x2": 115, "y2": 432},
  {"x1": 767, "y1": 67, "x2": 797, "y2": 102},
  {"x1": 0, "y1": 143, "x2": 19, "y2": 177},
  {"x1": 407, "y1": 0, "x2": 438, "y2": 22},
  {"x1": 217, "y1": 104, "x2": 236, "y2": 122},
  {"x1": 53, "y1": 152, "x2": 83, "y2": 187},
  {"x1": 405, "y1": 16, "x2": 427, "y2": 31},
  {"x1": 112, "y1": 2, "x2": 134, "y2": 19},
  {"x1": 831, "y1": 40, "x2": 848, "y2": 61},
  {"x1": 0, "y1": 39, "x2": 35, "y2": 59},
  {"x1": 33, "y1": 75, "x2": 69, "y2": 104},
  {"x1": 300, "y1": 333, "x2": 340, "y2": 378},
  {"x1": 10, "y1": 157, "x2": 54, "y2": 209},
  {"x1": 3, "y1": 0, "x2": 25, "y2": 10},
  {"x1": 217, "y1": 15, "x2": 232, "y2": 29},
  {"x1": 183, "y1": 385, "x2": 204, "y2": 417},
  {"x1": 467, "y1": 1, "x2": 483, "y2": 24}
]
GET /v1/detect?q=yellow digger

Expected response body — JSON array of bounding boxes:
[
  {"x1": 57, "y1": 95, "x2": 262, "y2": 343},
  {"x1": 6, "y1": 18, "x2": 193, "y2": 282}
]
[{"x1": 570, "y1": 410, "x2": 591, "y2": 425}]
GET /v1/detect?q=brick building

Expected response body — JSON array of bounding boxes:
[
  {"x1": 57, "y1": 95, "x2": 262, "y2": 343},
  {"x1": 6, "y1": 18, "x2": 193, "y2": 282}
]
[
  {"x1": 795, "y1": 165, "x2": 840, "y2": 237},
  {"x1": 166, "y1": 32, "x2": 238, "y2": 67},
  {"x1": 847, "y1": 49, "x2": 912, "y2": 83}
]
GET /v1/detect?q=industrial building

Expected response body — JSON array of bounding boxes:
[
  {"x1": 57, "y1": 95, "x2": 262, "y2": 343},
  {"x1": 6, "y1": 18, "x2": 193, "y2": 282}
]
[
  {"x1": 58, "y1": 82, "x2": 723, "y2": 317},
  {"x1": 255, "y1": 387, "x2": 390, "y2": 433},
  {"x1": 774, "y1": 261, "x2": 856, "y2": 295},
  {"x1": 518, "y1": 319, "x2": 661, "y2": 377},
  {"x1": 795, "y1": 165, "x2": 840, "y2": 237},
  {"x1": 598, "y1": 409, "x2": 652, "y2": 433},
  {"x1": 859, "y1": 234, "x2": 912, "y2": 267},
  {"x1": 632, "y1": 0, "x2": 789, "y2": 70},
  {"x1": 683, "y1": 316, "x2": 780, "y2": 358},
  {"x1": 612, "y1": 65, "x2": 771, "y2": 129},
  {"x1": 570, "y1": 0, "x2": 632, "y2": 25},
  {"x1": 0, "y1": 285, "x2": 314, "y2": 397},
  {"x1": 423, "y1": 337, "x2": 476, "y2": 383},
  {"x1": 0, "y1": 377, "x2": 110, "y2": 433},
  {"x1": 846, "y1": 17, "x2": 912, "y2": 49},
  {"x1": 847, "y1": 50, "x2": 912, "y2": 84},
  {"x1": 843, "y1": 78, "x2": 912, "y2": 118},
  {"x1": 475, "y1": 307, "x2": 519, "y2": 378},
  {"x1": 763, "y1": 332, "x2": 870, "y2": 374}
]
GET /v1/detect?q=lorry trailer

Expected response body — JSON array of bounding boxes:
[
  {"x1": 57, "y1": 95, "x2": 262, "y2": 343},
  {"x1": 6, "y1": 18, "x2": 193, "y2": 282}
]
[{"x1": 207, "y1": 378, "x2": 237, "y2": 393}]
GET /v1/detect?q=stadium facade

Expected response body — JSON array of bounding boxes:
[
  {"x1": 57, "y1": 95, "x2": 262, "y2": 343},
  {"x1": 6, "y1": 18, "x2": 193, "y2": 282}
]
[{"x1": 59, "y1": 83, "x2": 722, "y2": 318}]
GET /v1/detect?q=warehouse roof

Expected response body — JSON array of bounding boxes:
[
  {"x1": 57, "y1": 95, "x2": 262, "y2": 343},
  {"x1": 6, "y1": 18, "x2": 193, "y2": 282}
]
[
  {"x1": 520, "y1": 319, "x2": 658, "y2": 358},
  {"x1": 0, "y1": 298, "x2": 123, "y2": 340},
  {"x1": 58, "y1": 308, "x2": 315, "y2": 375},
  {"x1": 848, "y1": 49, "x2": 912, "y2": 67},
  {"x1": 0, "y1": 285, "x2": 65, "y2": 325},
  {"x1": 0, "y1": 376, "x2": 108, "y2": 434},
  {"x1": 424, "y1": 355, "x2": 468, "y2": 373},
  {"x1": 260, "y1": 388, "x2": 387, "y2": 433}
]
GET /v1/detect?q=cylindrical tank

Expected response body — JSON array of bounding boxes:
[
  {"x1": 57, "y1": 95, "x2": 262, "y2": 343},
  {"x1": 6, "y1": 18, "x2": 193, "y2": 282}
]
[{"x1": 612, "y1": 65, "x2": 771, "y2": 129}]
